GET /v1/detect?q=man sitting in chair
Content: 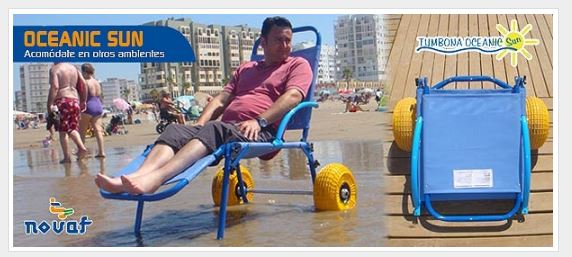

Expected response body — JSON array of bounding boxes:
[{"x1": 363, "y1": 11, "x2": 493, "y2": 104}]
[
  {"x1": 95, "y1": 16, "x2": 313, "y2": 194},
  {"x1": 159, "y1": 90, "x2": 186, "y2": 125}
]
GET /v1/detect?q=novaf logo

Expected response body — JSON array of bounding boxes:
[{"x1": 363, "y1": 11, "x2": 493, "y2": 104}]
[
  {"x1": 416, "y1": 19, "x2": 539, "y2": 67},
  {"x1": 24, "y1": 198, "x2": 93, "y2": 235}
]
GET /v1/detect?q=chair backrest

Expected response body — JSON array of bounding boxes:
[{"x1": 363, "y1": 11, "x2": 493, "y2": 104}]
[
  {"x1": 250, "y1": 26, "x2": 321, "y2": 133},
  {"x1": 420, "y1": 89, "x2": 525, "y2": 197}
]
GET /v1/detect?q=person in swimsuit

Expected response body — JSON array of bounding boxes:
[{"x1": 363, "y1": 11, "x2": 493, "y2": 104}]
[
  {"x1": 47, "y1": 62, "x2": 89, "y2": 163},
  {"x1": 79, "y1": 63, "x2": 106, "y2": 158}
]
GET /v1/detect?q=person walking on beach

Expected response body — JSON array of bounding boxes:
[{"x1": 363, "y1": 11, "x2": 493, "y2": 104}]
[
  {"x1": 95, "y1": 16, "x2": 313, "y2": 195},
  {"x1": 78, "y1": 63, "x2": 106, "y2": 158},
  {"x1": 47, "y1": 62, "x2": 89, "y2": 163}
]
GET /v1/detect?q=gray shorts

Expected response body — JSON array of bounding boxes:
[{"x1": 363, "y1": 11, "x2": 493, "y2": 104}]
[{"x1": 155, "y1": 120, "x2": 276, "y2": 153}]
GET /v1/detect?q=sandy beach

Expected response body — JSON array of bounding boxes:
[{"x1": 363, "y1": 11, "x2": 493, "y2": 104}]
[{"x1": 13, "y1": 100, "x2": 385, "y2": 151}]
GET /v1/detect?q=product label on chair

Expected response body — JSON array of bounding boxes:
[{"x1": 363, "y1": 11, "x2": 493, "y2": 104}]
[{"x1": 453, "y1": 169, "x2": 493, "y2": 188}]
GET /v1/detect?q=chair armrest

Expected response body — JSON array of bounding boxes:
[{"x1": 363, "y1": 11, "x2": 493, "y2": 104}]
[{"x1": 272, "y1": 101, "x2": 319, "y2": 146}]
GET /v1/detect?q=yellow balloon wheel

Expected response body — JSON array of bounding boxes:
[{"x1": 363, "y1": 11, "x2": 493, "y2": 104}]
[
  {"x1": 392, "y1": 97, "x2": 417, "y2": 152},
  {"x1": 526, "y1": 96, "x2": 549, "y2": 150},
  {"x1": 211, "y1": 165, "x2": 255, "y2": 206},
  {"x1": 313, "y1": 163, "x2": 357, "y2": 211}
]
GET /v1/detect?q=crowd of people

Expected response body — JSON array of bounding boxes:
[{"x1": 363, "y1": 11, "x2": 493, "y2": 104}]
[{"x1": 315, "y1": 86, "x2": 384, "y2": 113}]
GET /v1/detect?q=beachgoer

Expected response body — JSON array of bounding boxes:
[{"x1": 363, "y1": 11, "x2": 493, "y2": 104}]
[
  {"x1": 159, "y1": 91, "x2": 185, "y2": 124},
  {"x1": 78, "y1": 63, "x2": 106, "y2": 158},
  {"x1": 47, "y1": 62, "x2": 89, "y2": 163}
]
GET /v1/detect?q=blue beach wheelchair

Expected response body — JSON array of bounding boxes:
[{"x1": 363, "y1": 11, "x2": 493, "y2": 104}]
[
  {"x1": 100, "y1": 27, "x2": 357, "y2": 239},
  {"x1": 392, "y1": 76, "x2": 549, "y2": 222}
]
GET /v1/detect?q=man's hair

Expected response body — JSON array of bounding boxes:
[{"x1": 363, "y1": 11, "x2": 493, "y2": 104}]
[
  {"x1": 261, "y1": 16, "x2": 292, "y2": 37},
  {"x1": 81, "y1": 63, "x2": 95, "y2": 75}
]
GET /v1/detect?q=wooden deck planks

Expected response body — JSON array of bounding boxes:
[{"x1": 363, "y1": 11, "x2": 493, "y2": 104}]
[
  {"x1": 404, "y1": 15, "x2": 431, "y2": 98},
  {"x1": 386, "y1": 213, "x2": 553, "y2": 238},
  {"x1": 385, "y1": 15, "x2": 413, "y2": 106},
  {"x1": 386, "y1": 235, "x2": 552, "y2": 247},
  {"x1": 525, "y1": 14, "x2": 553, "y2": 97},
  {"x1": 537, "y1": 14, "x2": 554, "y2": 66},
  {"x1": 496, "y1": 14, "x2": 520, "y2": 92},
  {"x1": 488, "y1": 14, "x2": 508, "y2": 87},
  {"x1": 468, "y1": 14, "x2": 482, "y2": 89},
  {"x1": 418, "y1": 15, "x2": 440, "y2": 86},
  {"x1": 429, "y1": 14, "x2": 449, "y2": 87},
  {"x1": 390, "y1": 15, "x2": 421, "y2": 107},
  {"x1": 456, "y1": 14, "x2": 470, "y2": 89},
  {"x1": 516, "y1": 14, "x2": 550, "y2": 98},
  {"x1": 479, "y1": 14, "x2": 495, "y2": 89},
  {"x1": 442, "y1": 15, "x2": 459, "y2": 86}
]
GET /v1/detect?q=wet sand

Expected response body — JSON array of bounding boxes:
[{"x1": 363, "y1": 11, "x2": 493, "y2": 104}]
[{"x1": 12, "y1": 100, "x2": 387, "y2": 247}]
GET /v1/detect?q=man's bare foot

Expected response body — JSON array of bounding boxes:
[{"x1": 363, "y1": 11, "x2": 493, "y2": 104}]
[
  {"x1": 75, "y1": 149, "x2": 90, "y2": 159},
  {"x1": 95, "y1": 174, "x2": 125, "y2": 193},
  {"x1": 120, "y1": 174, "x2": 162, "y2": 195},
  {"x1": 59, "y1": 158, "x2": 72, "y2": 164}
]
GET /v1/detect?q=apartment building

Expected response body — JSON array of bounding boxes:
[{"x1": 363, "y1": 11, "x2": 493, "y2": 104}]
[
  {"x1": 334, "y1": 14, "x2": 389, "y2": 82},
  {"x1": 100, "y1": 78, "x2": 137, "y2": 108},
  {"x1": 222, "y1": 25, "x2": 263, "y2": 83},
  {"x1": 293, "y1": 42, "x2": 337, "y2": 84},
  {"x1": 139, "y1": 18, "x2": 194, "y2": 101},
  {"x1": 139, "y1": 18, "x2": 262, "y2": 97}
]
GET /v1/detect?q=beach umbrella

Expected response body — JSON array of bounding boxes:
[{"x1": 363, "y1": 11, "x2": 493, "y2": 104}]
[
  {"x1": 113, "y1": 98, "x2": 131, "y2": 111},
  {"x1": 175, "y1": 95, "x2": 195, "y2": 110}
]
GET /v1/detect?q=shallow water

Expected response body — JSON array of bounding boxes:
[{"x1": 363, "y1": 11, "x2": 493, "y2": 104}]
[{"x1": 13, "y1": 140, "x2": 385, "y2": 247}]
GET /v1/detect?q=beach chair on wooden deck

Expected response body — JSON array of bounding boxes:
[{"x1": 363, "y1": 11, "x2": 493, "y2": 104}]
[
  {"x1": 392, "y1": 76, "x2": 549, "y2": 222},
  {"x1": 100, "y1": 26, "x2": 357, "y2": 239}
]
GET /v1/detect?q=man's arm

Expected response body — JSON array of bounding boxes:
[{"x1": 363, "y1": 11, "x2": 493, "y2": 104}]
[
  {"x1": 196, "y1": 91, "x2": 234, "y2": 126},
  {"x1": 47, "y1": 69, "x2": 59, "y2": 112},
  {"x1": 238, "y1": 88, "x2": 304, "y2": 141},
  {"x1": 257, "y1": 88, "x2": 303, "y2": 124}
]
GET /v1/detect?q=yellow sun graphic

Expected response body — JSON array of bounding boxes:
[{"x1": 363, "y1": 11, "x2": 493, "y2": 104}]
[{"x1": 496, "y1": 19, "x2": 540, "y2": 67}]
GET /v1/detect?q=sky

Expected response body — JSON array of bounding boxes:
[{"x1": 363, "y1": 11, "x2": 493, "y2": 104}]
[{"x1": 12, "y1": 13, "x2": 341, "y2": 91}]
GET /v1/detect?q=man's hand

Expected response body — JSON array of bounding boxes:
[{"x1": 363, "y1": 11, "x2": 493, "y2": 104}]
[{"x1": 237, "y1": 119, "x2": 261, "y2": 141}]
